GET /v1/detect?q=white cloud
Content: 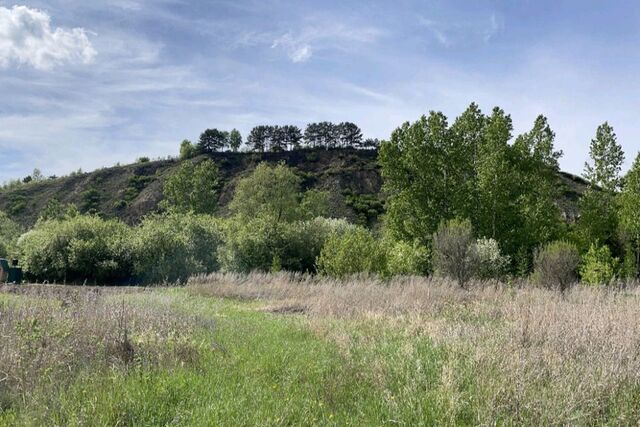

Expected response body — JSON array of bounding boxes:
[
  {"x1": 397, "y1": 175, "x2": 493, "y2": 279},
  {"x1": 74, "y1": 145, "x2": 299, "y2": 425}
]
[
  {"x1": 271, "y1": 23, "x2": 383, "y2": 63},
  {"x1": 0, "y1": 5, "x2": 96, "y2": 70}
]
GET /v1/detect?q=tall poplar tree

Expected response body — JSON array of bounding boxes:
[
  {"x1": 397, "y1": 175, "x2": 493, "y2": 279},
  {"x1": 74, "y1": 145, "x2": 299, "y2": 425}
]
[
  {"x1": 618, "y1": 153, "x2": 640, "y2": 277},
  {"x1": 577, "y1": 122, "x2": 625, "y2": 251},
  {"x1": 512, "y1": 115, "x2": 564, "y2": 268}
]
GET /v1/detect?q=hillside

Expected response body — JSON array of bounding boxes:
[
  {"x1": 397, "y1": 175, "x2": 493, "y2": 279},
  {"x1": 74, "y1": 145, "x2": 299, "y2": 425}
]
[{"x1": 0, "y1": 148, "x2": 588, "y2": 228}]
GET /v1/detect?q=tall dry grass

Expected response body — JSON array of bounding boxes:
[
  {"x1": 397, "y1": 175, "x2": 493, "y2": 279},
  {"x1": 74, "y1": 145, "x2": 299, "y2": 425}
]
[
  {"x1": 0, "y1": 284, "x2": 210, "y2": 412},
  {"x1": 188, "y1": 272, "x2": 640, "y2": 423}
]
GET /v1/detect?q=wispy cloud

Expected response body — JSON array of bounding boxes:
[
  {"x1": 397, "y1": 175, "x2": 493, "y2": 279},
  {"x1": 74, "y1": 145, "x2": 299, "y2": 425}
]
[
  {"x1": 0, "y1": 5, "x2": 95, "y2": 69},
  {"x1": 418, "y1": 13, "x2": 503, "y2": 47},
  {"x1": 269, "y1": 22, "x2": 383, "y2": 63}
]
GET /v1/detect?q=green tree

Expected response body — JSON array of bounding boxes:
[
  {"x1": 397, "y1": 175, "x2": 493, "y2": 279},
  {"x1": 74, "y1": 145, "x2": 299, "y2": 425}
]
[
  {"x1": 618, "y1": 153, "x2": 640, "y2": 278},
  {"x1": 179, "y1": 139, "x2": 197, "y2": 159},
  {"x1": 282, "y1": 125, "x2": 303, "y2": 150},
  {"x1": 476, "y1": 107, "x2": 520, "y2": 256},
  {"x1": 228, "y1": 129, "x2": 242, "y2": 152},
  {"x1": 230, "y1": 162, "x2": 301, "y2": 223},
  {"x1": 449, "y1": 103, "x2": 486, "y2": 223},
  {"x1": 338, "y1": 122, "x2": 363, "y2": 148},
  {"x1": 584, "y1": 122, "x2": 625, "y2": 192},
  {"x1": 512, "y1": 115, "x2": 564, "y2": 269},
  {"x1": 247, "y1": 126, "x2": 270, "y2": 152},
  {"x1": 162, "y1": 159, "x2": 220, "y2": 214},
  {"x1": 198, "y1": 128, "x2": 228, "y2": 153},
  {"x1": 380, "y1": 111, "x2": 467, "y2": 245},
  {"x1": 577, "y1": 123, "x2": 625, "y2": 250}
]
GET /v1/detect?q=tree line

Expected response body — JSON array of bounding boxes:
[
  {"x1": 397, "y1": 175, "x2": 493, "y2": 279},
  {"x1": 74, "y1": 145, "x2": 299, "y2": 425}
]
[
  {"x1": 3, "y1": 102, "x2": 640, "y2": 288},
  {"x1": 180, "y1": 122, "x2": 380, "y2": 158},
  {"x1": 380, "y1": 102, "x2": 639, "y2": 284}
]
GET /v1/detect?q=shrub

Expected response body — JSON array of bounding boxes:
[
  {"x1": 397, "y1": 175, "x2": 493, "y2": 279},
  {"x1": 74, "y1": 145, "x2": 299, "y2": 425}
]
[
  {"x1": 475, "y1": 238, "x2": 511, "y2": 280},
  {"x1": 580, "y1": 244, "x2": 619, "y2": 286},
  {"x1": 18, "y1": 215, "x2": 132, "y2": 283},
  {"x1": 317, "y1": 226, "x2": 386, "y2": 277},
  {"x1": 0, "y1": 211, "x2": 22, "y2": 258},
  {"x1": 533, "y1": 241, "x2": 580, "y2": 291},
  {"x1": 130, "y1": 213, "x2": 223, "y2": 284},
  {"x1": 219, "y1": 217, "x2": 352, "y2": 274},
  {"x1": 432, "y1": 219, "x2": 478, "y2": 288},
  {"x1": 385, "y1": 239, "x2": 430, "y2": 276}
]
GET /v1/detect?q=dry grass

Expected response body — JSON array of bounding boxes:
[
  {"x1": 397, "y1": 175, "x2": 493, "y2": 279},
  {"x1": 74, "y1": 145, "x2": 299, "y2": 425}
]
[
  {"x1": 0, "y1": 284, "x2": 211, "y2": 412},
  {"x1": 188, "y1": 272, "x2": 640, "y2": 423}
]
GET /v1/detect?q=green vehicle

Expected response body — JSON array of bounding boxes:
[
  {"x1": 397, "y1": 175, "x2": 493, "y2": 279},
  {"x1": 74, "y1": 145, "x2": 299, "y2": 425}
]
[{"x1": 0, "y1": 258, "x2": 23, "y2": 284}]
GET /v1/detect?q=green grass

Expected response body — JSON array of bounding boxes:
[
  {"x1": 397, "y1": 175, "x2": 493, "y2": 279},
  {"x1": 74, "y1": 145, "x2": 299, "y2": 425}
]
[{"x1": 1, "y1": 289, "x2": 465, "y2": 426}]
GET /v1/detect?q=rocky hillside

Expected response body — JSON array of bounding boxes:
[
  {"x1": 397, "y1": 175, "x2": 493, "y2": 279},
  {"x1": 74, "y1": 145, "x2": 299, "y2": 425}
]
[{"x1": 0, "y1": 148, "x2": 588, "y2": 228}]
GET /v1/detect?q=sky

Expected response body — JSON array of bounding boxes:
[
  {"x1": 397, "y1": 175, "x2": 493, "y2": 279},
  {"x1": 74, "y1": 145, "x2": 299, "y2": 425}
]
[{"x1": 0, "y1": 0, "x2": 639, "y2": 182}]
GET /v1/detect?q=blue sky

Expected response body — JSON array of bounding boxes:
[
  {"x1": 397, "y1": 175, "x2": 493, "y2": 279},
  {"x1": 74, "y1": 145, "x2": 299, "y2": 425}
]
[{"x1": 0, "y1": 0, "x2": 639, "y2": 182}]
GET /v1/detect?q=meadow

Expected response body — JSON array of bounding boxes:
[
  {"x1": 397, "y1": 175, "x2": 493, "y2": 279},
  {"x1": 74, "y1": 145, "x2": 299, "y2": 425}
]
[{"x1": 2, "y1": 274, "x2": 640, "y2": 426}]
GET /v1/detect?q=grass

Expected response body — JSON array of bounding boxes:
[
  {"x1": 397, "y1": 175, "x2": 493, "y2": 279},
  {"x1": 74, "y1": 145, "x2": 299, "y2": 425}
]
[{"x1": 2, "y1": 275, "x2": 640, "y2": 425}]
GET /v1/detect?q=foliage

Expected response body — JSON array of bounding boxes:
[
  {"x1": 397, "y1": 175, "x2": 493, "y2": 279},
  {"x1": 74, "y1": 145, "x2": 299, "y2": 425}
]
[
  {"x1": 474, "y1": 238, "x2": 510, "y2": 280},
  {"x1": 38, "y1": 199, "x2": 78, "y2": 222},
  {"x1": 198, "y1": 128, "x2": 228, "y2": 153},
  {"x1": 130, "y1": 213, "x2": 223, "y2": 284},
  {"x1": 618, "y1": 153, "x2": 640, "y2": 278},
  {"x1": 584, "y1": 122, "x2": 625, "y2": 192},
  {"x1": 0, "y1": 211, "x2": 22, "y2": 257},
  {"x1": 512, "y1": 115, "x2": 564, "y2": 266},
  {"x1": 576, "y1": 123, "x2": 625, "y2": 253},
  {"x1": 81, "y1": 187, "x2": 101, "y2": 214},
  {"x1": 219, "y1": 217, "x2": 352, "y2": 274},
  {"x1": 162, "y1": 159, "x2": 220, "y2": 214},
  {"x1": 380, "y1": 104, "x2": 566, "y2": 273},
  {"x1": 300, "y1": 189, "x2": 331, "y2": 219},
  {"x1": 385, "y1": 239, "x2": 430, "y2": 276},
  {"x1": 317, "y1": 226, "x2": 386, "y2": 277},
  {"x1": 580, "y1": 243, "x2": 619, "y2": 286},
  {"x1": 432, "y1": 219, "x2": 478, "y2": 287},
  {"x1": 17, "y1": 215, "x2": 131, "y2": 283},
  {"x1": 228, "y1": 129, "x2": 243, "y2": 152},
  {"x1": 533, "y1": 241, "x2": 580, "y2": 291},
  {"x1": 230, "y1": 162, "x2": 302, "y2": 222},
  {"x1": 343, "y1": 190, "x2": 384, "y2": 226},
  {"x1": 179, "y1": 139, "x2": 197, "y2": 159}
]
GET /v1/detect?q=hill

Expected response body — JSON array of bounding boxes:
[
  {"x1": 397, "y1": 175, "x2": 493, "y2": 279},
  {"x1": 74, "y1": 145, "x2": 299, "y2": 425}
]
[{"x1": 0, "y1": 148, "x2": 588, "y2": 228}]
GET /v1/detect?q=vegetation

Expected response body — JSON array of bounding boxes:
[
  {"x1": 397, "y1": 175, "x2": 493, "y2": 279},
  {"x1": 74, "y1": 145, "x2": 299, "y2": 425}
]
[
  {"x1": 5, "y1": 276, "x2": 640, "y2": 424},
  {"x1": 533, "y1": 241, "x2": 580, "y2": 292},
  {"x1": 0, "y1": 102, "x2": 638, "y2": 289},
  {"x1": 161, "y1": 159, "x2": 220, "y2": 214}
]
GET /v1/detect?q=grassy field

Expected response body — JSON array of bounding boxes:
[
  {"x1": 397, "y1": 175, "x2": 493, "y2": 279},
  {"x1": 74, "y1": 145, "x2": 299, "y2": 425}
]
[{"x1": 2, "y1": 274, "x2": 640, "y2": 426}]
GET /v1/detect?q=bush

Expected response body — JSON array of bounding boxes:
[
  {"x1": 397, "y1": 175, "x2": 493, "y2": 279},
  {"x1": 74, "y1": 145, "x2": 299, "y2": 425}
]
[
  {"x1": 475, "y1": 238, "x2": 510, "y2": 280},
  {"x1": 385, "y1": 239, "x2": 430, "y2": 276},
  {"x1": 162, "y1": 160, "x2": 220, "y2": 214},
  {"x1": 130, "y1": 213, "x2": 223, "y2": 284},
  {"x1": 0, "y1": 211, "x2": 22, "y2": 258},
  {"x1": 432, "y1": 219, "x2": 478, "y2": 288},
  {"x1": 18, "y1": 215, "x2": 132, "y2": 283},
  {"x1": 533, "y1": 241, "x2": 580, "y2": 291},
  {"x1": 219, "y1": 217, "x2": 353, "y2": 274},
  {"x1": 580, "y1": 244, "x2": 619, "y2": 286},
  {"x1": 317, "y1": 226, "x2": 386, "y2": 277}
]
